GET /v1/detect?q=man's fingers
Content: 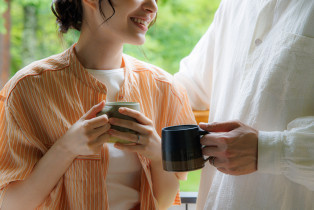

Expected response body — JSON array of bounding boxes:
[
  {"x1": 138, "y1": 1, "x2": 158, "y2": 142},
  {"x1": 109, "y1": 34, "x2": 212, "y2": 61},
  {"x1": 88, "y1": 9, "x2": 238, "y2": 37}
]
[
  {"x1": 199, "y1": 121, "x2": 241, "y2": 132},
  {"x1": 82, "y1": 101, "x2": 105, "y2": 120},
  {"x1": 216, "y1": 162, "x2": 256, "y2": 176},
  {"x1": 208, "y1": 155, "x2": 257, "y2": 175},
  {"x1": 202, "y1": 146, "x2": 220, "y2": 157},
  {"x1": 200, "y1": 132, "x2": 225, "y2": 146},
  {"x1": 207, "y1": 156, "x2": 222, "y2": 168}
]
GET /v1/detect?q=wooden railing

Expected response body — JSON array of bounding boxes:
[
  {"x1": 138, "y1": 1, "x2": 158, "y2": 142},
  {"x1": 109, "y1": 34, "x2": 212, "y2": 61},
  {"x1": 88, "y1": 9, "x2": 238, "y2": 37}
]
[
  {"x1": 193, "y1": 110, "x2": 209, "y2": 124},
  {"x1": 169, "y1": 192, "x2": 198, "y2": 210}
]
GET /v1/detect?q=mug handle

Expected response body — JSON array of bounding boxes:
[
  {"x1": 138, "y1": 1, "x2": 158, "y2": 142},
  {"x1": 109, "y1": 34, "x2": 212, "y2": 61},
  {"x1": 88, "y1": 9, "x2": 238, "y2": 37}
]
[
  {"x1": 204, "y1": 156, "x2": 212, "y2": 162},
  {"x1": 198, "y1": 127, "x2": 209, "y2": 136},
  {"x1": 198, "y1": 128, "x2": 211, "y2": 162}
]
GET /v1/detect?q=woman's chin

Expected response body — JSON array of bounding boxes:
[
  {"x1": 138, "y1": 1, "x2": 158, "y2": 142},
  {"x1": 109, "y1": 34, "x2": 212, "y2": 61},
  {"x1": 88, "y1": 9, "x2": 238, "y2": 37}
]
[{"x1": 127, "y1": 36, "x2": 146, "y2": 46}]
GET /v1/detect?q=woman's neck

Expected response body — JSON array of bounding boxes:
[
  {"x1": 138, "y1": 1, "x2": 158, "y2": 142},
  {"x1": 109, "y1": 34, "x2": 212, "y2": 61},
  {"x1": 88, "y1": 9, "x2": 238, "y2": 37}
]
[{"x1": 75, "y1": 33, "x2": 123, "y2": 70}]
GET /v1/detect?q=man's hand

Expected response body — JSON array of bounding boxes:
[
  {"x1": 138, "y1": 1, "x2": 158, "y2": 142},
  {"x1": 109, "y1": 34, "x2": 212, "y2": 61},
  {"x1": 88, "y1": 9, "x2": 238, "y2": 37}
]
[{"x1": 199, "y1": 121, "x2": 258, "y2": 175}]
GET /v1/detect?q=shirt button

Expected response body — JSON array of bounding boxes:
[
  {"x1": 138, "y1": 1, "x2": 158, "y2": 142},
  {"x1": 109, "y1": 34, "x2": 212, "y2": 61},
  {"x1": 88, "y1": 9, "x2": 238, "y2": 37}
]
[{"x1": 255, "y1": 39, "x2": 262, "y2": 46}]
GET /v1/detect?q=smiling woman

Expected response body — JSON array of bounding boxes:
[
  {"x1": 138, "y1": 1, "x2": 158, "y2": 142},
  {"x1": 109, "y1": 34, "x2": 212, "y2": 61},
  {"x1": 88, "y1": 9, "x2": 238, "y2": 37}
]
[
  {"x1": 0, "y1": 0, "x2": 197, "y2": 210},
  {"x1": 51, "y1": 0, "x2": 157, "y2": 41},
  {"x1": 4, "y1": 0, "x2": 220, "y2": 77}
]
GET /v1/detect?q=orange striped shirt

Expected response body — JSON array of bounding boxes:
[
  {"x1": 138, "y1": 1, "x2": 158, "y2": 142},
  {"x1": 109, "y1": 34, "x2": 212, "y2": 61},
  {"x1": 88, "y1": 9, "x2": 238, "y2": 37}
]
[{"x1": 0, "y1": 46, "x2": 196, "y2": 209}]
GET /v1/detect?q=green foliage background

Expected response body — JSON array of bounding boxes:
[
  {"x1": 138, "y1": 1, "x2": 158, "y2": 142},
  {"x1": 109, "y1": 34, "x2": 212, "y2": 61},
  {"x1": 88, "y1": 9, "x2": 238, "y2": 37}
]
[
  {"x1": 0, "y1": 0, "x2": 7, "y2": 33},
  {"x1": 4, "y1": 0, "x2": 220, "y2": 76}
]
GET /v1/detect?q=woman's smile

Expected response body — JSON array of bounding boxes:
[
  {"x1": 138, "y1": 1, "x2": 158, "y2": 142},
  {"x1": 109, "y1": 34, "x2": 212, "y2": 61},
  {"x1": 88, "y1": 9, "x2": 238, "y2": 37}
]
[{"x1": 130, "y1": 17, "x2": 152, "y2": 31}]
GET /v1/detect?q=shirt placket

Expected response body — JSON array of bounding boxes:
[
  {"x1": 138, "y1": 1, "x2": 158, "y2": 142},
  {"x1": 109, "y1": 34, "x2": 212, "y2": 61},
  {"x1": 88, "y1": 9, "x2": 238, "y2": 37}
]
[
  {"x1": 236, "y1": 0, "x2": 278, "y2": 118},
  {"x1": 243, "y1": 0, "x2": 278, "y2": 78},
  {"x1": 116, "y1": 62, "x2": 130, "y2": 102},
  {"x1": 248, "y1": 0, "x2": 277, "y2": 55}
]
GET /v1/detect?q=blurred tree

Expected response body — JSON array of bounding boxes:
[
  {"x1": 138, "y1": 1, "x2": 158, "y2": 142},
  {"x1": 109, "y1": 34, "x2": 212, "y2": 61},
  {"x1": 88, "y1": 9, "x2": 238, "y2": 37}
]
[
  {"x1": 21, "y1": 2, "x2": 38, "y2": 66},
  {"x1": 0, "y1": 0, "x2": 10, "y2": 89},
  {"x1": 0, "y1": 0, "x2": 8, "y2": 33}
]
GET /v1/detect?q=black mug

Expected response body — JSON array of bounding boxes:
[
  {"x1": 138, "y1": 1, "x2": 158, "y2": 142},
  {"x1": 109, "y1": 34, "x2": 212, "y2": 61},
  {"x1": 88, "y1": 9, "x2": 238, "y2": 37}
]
[{"x1": 162, "y1": 124, "x2": 210, "y2": 172}]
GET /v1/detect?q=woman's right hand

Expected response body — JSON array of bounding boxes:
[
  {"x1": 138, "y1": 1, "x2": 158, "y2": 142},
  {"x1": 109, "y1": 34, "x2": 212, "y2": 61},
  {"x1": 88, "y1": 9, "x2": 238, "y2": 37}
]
[
  {"x1": 2, "y1": 101, "x2": 110, "y2": 210},
  {"x1": 58, "y1": 101, "x2": 111, "y2": 157}
]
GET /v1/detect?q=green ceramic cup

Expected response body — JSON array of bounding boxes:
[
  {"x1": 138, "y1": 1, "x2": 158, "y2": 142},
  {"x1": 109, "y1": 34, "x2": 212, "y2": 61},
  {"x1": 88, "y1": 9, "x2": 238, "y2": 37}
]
[{"x1": 96, "y1": 102, "x2": 141, "y2": 143}]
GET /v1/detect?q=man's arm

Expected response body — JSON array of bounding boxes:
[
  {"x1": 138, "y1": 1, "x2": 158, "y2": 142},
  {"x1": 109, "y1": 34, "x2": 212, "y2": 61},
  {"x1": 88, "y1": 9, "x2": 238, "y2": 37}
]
[
  {"x1": 199, "y1": 116, "x2": 314, "y2": 191},
  {"x1": 174, "y1": 23, "x2": 216, "y2": 111},
  {"x1": 258, "y1": 116, "x2": 314, "y2": 191}
]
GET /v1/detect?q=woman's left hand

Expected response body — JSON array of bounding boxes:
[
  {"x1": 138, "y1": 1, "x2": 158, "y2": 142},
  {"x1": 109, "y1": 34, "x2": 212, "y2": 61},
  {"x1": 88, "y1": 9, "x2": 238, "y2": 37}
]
[{"x1": 108, "y1": 107, "x2": 161, "y2": 162}]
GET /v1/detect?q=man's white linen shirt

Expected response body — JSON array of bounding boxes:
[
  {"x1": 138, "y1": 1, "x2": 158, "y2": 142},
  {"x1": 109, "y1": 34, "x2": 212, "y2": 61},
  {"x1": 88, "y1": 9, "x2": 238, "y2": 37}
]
[{"x1": 175, "y1": 0, "x2": 314, "y2": 209}]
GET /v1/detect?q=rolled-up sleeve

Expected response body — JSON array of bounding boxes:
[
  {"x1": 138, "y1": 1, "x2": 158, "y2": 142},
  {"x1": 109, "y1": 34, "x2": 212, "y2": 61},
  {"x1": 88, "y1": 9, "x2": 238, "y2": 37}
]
[{"x1": 258, "y1": 116, "x2": 314, "y2": 191}]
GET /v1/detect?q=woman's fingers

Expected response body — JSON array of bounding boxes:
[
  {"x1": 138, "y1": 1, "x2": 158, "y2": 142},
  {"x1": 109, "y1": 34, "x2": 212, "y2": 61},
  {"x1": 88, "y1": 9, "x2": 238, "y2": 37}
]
[
  {"x1": 87, "y1": 133, "x2": 111, "y2": 153},
  {"x1": 89, "y1": 123, "x2": 111, "y2": 139},
  {"x1": 108, "y1": 118, "x2": 148, "y2": 134},
  {"x1": 114, "y1": 142, "x2": 145, "y2": 153},
  {"x1": 108, "y1": 108, "x2": 154, "y2": 137},
  {"x1": 106, "y1": 108, "x2": 162, "y2": 162},
  {"x1": 95, "y1": 133, "x2": 111, "y2": 146},
  {"x1": 82, "y1": 101, "x2": 105, "y2": 120},
  {"x1": 108, "y1": 129, "x2": 147, "y2": 145},
  {"x1": 118, "y1": 108, "x2": 152, "y2": 125},
  {"x1": 85, "y1": 114, "x2": 109, "y2": 129}
]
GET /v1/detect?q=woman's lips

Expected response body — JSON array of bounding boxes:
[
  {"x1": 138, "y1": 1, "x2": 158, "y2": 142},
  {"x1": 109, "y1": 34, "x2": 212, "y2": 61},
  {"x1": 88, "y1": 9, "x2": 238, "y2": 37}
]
[{"x1": 130, "y1": 17, "x2": 150, "y2": 31}]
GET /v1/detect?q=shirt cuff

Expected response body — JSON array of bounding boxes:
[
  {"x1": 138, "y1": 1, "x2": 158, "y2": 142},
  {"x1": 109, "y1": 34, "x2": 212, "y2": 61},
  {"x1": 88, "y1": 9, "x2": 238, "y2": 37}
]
[{"x1": 258, "y1": 131, "x2": 283, "y2": 174}]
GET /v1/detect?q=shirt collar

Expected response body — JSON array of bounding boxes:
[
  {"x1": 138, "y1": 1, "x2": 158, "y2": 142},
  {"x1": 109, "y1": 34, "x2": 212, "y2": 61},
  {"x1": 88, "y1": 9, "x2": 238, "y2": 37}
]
[{"x1": 67, "y1": 44, "x2": 134, "y2": 95}]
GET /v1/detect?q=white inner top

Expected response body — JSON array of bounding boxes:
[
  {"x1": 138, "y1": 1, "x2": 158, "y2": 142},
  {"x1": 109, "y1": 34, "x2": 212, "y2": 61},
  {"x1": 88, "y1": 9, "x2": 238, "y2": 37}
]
[
  {"x1": 86, "y1": 68, "x2": 124, "y2": 102},
  {"x1": 86, "y1": 68, "x2": 142, "y2": 209}
]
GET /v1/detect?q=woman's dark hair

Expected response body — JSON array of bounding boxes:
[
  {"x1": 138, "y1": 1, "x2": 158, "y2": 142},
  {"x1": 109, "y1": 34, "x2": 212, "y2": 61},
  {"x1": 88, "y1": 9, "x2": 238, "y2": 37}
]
[
  {"x1": 51, "y1": 0, "x2": 157, "y2": 34},
  {"x1": 51, "y1": 0, "x2": 115, "y2": 33}
]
